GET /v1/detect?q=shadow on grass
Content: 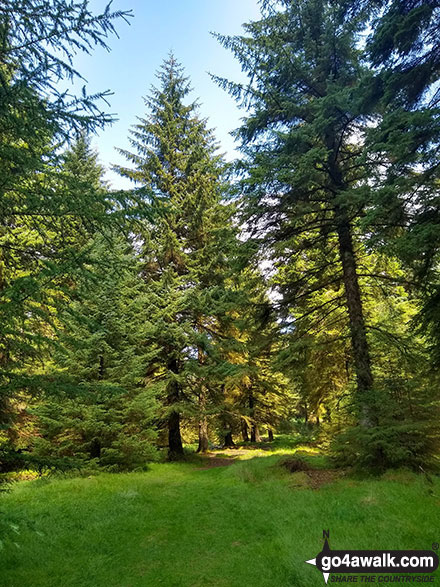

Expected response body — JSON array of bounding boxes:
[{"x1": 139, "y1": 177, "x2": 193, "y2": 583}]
[{"x1": 184, "y1": 434, "x2": 334, "y2": 481}]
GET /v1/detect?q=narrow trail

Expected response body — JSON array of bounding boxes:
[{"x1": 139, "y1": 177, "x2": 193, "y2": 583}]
[
  {"x1": 195, "y1": 448, "x2": 346, "y2": 489},
  {"x1": 195, "y1": 447, "x2": 263, "y2": 469}
]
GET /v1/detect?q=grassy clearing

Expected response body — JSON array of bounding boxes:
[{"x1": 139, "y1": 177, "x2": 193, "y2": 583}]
[{"x1": 0, "y1": 444, "x2": 439, "y2": 587}]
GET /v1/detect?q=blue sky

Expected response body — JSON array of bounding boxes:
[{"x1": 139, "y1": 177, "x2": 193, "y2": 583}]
[{"x1": 71, "y1": 0, "x2": 261, "y2": 189}]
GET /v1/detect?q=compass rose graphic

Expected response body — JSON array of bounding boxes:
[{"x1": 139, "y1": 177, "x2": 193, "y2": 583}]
[{"x1": 305, "y1": 537, "x2": 331, "y2": 584}]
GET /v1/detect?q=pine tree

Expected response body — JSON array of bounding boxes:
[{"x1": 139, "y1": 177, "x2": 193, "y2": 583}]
[
  {"x1": 363, "y1": 1, "x2": 440, "y2": 369},
  {"x1": 217, "y1": 268, "x2": 292, "y2": 445},
  {"x1": 214, "y1": 0, "x2": 440, "y2": 467},
  {"x1": 33, "y1": 233, "x2": 158, "y2": 470},
  {"x1": 0, "y1": 1, "x2": 129, "y2": 470},
  {"x1": 0, "y1": 126, "x2": 122, "y2": 467},
  {"x1": 368, "y1": 0, "x2": 440, "y2": 107},
  {"x1": 214, "y1": 0, "x2": 380, "y2": 435},
  {"x1": 115, "y1": 56, "x2": 241, "y2": 459},
  {"x1": 0, "y1": 1, "x2": 130, "y2": 136}
]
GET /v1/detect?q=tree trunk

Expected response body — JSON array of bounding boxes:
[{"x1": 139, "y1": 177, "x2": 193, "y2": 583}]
[
  {"x1": 249, "y1": 393, "x2": 261, "y2": 442},
  {"x1": 324, "y1": 119, "x2": 376, "y2": 428},
  {"x1": 197, "y1": 409, "x2": 209, "y2": 453},
  {"x1": 0, "y1": 346, "x2": 10, "y2": 445},
  {"x1": 0, "y1": 253, "x2": 12, "y2": 449},
  {"x1": 268, "y1": 429, "x2": 274, "y2": 442},
  {"x1": 251, "y1": 424, "x2": 261, "y2": 443},
  {"x1": 168, "y1": 410, "x2": 183, "y2": 460},
  {"x1": 304, "y1": 403, "x2": 308, "y2": 424},
  {"x1": 241, "y1": 420, "x2": 250, "y2": 442},
  {"x1": 167, "y1": 358, "x2": 184, "y2": 461},
  {"x1": 224, "y1": 429, "x2": 235, "y2": 447},
  {"x1": 335, "y1": 212, "x2": 376, "y2": 427},
  {"x1": 90, "y1": 438, "x2": 101, "y2": 459},
  {"x1": 196, "y1": 341, "x2": 209, "y2": 453}
]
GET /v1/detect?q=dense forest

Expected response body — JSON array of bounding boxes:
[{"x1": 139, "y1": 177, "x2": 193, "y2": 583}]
[{"x1": 1, "y1": 0, "x2": 440, "y2": 477}]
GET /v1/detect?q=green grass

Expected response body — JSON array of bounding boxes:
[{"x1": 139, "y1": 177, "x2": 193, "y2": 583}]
[{"x1": 1, "y1": 445, "x2": 439, "y2": 587}]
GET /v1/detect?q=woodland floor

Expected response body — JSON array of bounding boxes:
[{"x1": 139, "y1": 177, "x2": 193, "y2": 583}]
[{"x1": 0, "y1": 437, "x2": 439, "y2": 587}]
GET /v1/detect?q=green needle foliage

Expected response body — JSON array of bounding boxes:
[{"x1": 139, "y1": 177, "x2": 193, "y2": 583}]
[
  {"x1": 0, "y1": 0, "x2": 131, "y2": 134},
  {"x1": 115, "y1": 56, "x2": 246, "y2": 459},
  {"x1": 362, "y1": 2, "x2": 440, "y2": 374},
  {"x1": 2, "y1": 1, "x2": 440, "y2": 477},
  {"x1": 215, "y1": 0, "x2": 440, "y2": 469},
  {"x1": 0, "y1": 1, "x2": 129, "y2": 472},
  {"x1": 32, "y1": 233, "x2": 158, "y2": 470}
]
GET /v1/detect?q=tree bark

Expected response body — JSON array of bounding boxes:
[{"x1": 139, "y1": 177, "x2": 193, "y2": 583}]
[
  {"x1": 167, "y1": 357, "x2": 184, "y2": 460},
  {"x1": 196, "y1": 343, "x2": 209, "y2": 453},
  {"x1": 326, "y1": 138, "x2": 376, "y2": 428},
  {"x1": 197, "y1": 409, "x2": 209, "y2": 453},
  {"x1": 323, "y1": 115, "x2": 376, "y2": 428},
  {"x1": 90, "y1": 438, "x2": 101, "y2": 459},
  {"x1": 0, "y1": 252, "x2": 12, "y2": 449},
  {"x1": 335, "y1": 212, "x2": 376, "y2": 427},
  {"x1": 224, "y1": 429, "x2": 235, "y2": 447},
  {"x1": 251, "y1": 424, "x2": 261, "y2": 443},
  {"x1": 249, "y1": 393, "x2": 261, "y2": 442},
  {"x1": 268, "y1": 429, "x2": 274, "y2": 442},
  {"x1": 241, "y1": 420, "x2": 250, "y2": 442},
  {"x1": 168, "y1": 410, "x2": 183, "y2": 460}
]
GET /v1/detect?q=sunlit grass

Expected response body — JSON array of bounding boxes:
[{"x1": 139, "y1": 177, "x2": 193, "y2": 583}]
[{"x1": 1, "y1": 440, "x2": 439, "y2": 587}]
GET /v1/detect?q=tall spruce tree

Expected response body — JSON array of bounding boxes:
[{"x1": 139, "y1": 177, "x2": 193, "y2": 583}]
[
  {"x1": 364, "y1": 1, "x2": 440, "y2": 369},
  {"x1": 115, "y1": 56, "x2": 241, "y2": 459},
  {"x1": 0, "y1": 1, "x2": 128, "y2": 470},
  {"x1": 215, "y1": 0, "x2": 380, "y2": 431},
  {"x1": 217, "y1": 267, "x2": 292, "y2": 445},
  {"x1": 215, "y1": 0, "x2": 439, "y2": 467}
]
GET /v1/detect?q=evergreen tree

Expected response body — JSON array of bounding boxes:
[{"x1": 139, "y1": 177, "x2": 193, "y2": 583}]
[
  {"x1": 363, "y1": 1, "x2": 440, "y2": 369},
  {"x1": 368, "y1": 0, "x2": 440, "y2": 107},
  {"x1": 215, "y1": 0, "x2": 439, "y2": 467},
  {"x1": 218, "y1": 268, "x2": 292, "y2": 445},
  {"x1": 33, "y1": 233, "x2": 158, "y2": 470},
  {"x1": 215, "y1": 0, "x2": 379, "y2": 433},
  {"x1": 0, "y1": 1, "x2": 128, "y2": 470},
  {"x1": 115, "y1": 56, "x2": 241, "y2": 459},
  {"x1": 0, "y1": 1, "x2": 130, "y2": 136}
]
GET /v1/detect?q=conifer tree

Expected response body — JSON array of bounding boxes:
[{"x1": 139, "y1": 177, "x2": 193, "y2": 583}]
[
  {"x1": 215, "y1": 0, "x2": 379, "y2": 433},
  {"x1": 115, "y1": 56, "x2": 241, "y2": 459},
  {"x1": 0, "y1": 1, "x2": 128, "y2": 470},
  {"x1": 215, "y1": 0, "x2": 439, "y2": 467},
  {"x1": 33, "y1": 233, "x2": 158, "y2": 470},
  {"x1": 218, "y1": 268, "x2": 292, "y2": 445},
  {"x1": 218, "y1": 0, "x2": 438, "y2": 466},
  {"x1": 364, "y1": 1, "x2": 440, "y2": 367},
  {"x1": 0, "y1": 1, "x2": 130, "y2": 136}
]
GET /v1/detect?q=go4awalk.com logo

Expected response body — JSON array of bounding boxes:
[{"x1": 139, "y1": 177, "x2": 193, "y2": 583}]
[{"x1": 305, "y1": 531, "x2": 439, "y2": 584}]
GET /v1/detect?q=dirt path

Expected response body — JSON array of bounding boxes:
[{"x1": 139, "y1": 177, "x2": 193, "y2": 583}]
[
  {"x1": 196, "y1": 450, "x2": 345, "y2": 490},
  {"x1": 194, "y1": 448, "x2": 261, "y2": 469}
]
